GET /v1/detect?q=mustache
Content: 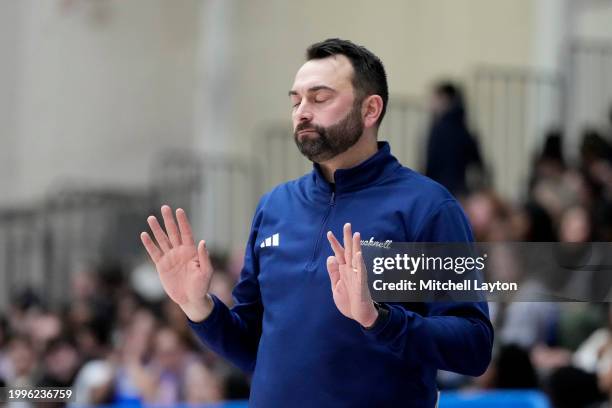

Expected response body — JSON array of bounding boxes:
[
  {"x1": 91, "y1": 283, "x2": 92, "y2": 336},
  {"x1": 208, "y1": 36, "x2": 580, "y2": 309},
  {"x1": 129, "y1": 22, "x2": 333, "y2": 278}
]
[{"x1": 295, "y1": 122, "x2": 324, "y2": 134}]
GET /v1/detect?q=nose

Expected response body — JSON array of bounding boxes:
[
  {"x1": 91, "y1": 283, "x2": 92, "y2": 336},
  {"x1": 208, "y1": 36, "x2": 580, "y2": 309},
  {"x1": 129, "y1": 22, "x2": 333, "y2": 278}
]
[{"x1": 294, "y1": 101, "x2": 314, "y2": 124}]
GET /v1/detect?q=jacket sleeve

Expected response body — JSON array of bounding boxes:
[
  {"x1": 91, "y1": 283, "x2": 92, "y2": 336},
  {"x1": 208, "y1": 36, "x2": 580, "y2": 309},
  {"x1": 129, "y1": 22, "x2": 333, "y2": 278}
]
[
  {"x1": 186, "y1": 195, "x2": 267, "y2": 373},
  {"x1": 362, "y1": 199, "x2": 494, "y2": 376}
]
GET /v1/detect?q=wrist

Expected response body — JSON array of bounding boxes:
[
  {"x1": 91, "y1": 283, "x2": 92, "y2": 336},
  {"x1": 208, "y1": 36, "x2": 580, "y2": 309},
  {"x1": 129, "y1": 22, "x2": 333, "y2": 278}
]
[
  {"x1": 361, "y1": 302, "x2": 380, "y2": 328},
  {"x1": 181, "y1": 294, "x2": 214, "y2": 323},
  {"x1": 363, "y1": 301, "x2": 390, "y2": 330}
]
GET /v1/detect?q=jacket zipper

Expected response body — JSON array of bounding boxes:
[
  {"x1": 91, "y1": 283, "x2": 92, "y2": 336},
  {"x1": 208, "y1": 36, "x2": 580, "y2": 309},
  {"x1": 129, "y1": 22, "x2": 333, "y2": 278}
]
[{"x1": 306, "y1": 191, "x2": 335, "y2": 270}]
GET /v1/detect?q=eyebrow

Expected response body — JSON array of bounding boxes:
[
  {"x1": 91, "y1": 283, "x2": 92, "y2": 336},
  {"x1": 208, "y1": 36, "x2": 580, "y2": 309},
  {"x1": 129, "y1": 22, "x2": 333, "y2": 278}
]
[{"x1": 288, "y1": 85, "x2": 337, "y2": 97}]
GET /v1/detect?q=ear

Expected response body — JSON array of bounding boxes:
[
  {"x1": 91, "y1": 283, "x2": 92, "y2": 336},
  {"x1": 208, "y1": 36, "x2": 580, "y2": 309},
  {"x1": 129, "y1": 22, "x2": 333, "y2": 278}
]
[{"x1": 362, "y1": 95, "x2": 384, "y2": 128}]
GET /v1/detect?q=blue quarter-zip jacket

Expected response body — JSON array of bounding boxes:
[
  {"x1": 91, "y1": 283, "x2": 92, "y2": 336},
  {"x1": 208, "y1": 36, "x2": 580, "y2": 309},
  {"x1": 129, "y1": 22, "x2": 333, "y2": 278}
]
[{"x1": 188, "y1": 141, "x2": 493, "y2": 407}]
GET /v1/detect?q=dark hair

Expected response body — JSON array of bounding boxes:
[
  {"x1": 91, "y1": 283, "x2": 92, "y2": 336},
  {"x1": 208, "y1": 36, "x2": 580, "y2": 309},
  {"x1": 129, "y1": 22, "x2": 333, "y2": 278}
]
[
  {"x1": 306, "y1": 38, "x2": 388, "y2": 127},
  {"x1": 434, "y1": 81, "x2": 465, "y2": 109}
]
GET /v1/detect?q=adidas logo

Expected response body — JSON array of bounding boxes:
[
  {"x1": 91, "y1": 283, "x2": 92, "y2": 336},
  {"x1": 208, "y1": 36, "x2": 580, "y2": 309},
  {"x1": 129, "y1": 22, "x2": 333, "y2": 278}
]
[{"x1": 260, "y1": 233, "x2": 280, "y2": 248}]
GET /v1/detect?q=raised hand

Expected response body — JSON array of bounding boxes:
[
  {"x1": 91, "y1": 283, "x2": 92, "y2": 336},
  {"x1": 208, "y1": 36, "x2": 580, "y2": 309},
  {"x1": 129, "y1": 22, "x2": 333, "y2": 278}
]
[
  {"x1": 326, "y1": 223, "x2": 378, "y2": 328},
  {"x1": 140, "y1": 205, "x2": 214, "y2": 322}
]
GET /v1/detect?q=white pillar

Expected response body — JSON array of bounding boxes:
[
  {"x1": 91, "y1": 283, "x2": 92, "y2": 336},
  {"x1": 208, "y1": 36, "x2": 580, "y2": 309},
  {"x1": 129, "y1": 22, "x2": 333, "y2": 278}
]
[
  {"x1": 193, "y1": 0, "x2": 235, "y2": 154},
  {"x1": 192, "y1": 0, "x2": 237, "y2": 246}
]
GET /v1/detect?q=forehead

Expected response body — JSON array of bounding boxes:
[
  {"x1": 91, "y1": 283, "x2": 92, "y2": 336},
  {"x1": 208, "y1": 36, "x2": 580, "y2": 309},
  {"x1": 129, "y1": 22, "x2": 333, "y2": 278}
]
[{"x1": 291, "y1": 54, "x2": 354, "y2": 93}]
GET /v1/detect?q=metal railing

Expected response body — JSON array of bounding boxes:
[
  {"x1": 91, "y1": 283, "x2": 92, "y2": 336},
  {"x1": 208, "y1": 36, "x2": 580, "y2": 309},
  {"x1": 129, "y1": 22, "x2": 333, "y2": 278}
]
[
  {"x1": 151, "y1": 150, "x2": 262, "y2": 252},
  {"x1": 0, "y1": 151, "x2": 261, "y2": 309},
  {"x1": 471, "y1": 65, "x2": 563, "y2": 200},
  {"x1": 378, "y1": 97, "x2": 429, "y2": 170},
  {"x1": 564, "y1": 40, "x2": 612, "y2": 157},
  {"x1": 3, "y1": 43, "x2": 612, "y2": 309},
  {"x1": 0, "y1": 189, "x2": 153, "y2": 309}
]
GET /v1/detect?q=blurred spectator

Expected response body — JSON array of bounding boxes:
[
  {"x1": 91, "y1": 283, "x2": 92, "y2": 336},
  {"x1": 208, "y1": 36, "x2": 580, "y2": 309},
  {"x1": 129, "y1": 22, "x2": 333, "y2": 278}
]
[
  {"x1": 573, "y1": 305, "x2": 612, "y2": 376},
  {"x1": 8, "y1": 289, "x2": 44, "y2": 337},
  {"x1": 547, "y1": 365, "x2": 606, "y2": 408},
  {"x1": 425, "y1": 81, "x2": 484, "y2": 197},
  {"x1": 6, "y1": 336, "x2": 37, "y2": 387},
  {"x1": 495, "y1": 344, "x2": 539, "y2": 389},
  {"x1": 210, "y1": 270, "x2": 236, "y2": 308},
  {"x1": 559, "y1": 205, "x2": 593, "y2": 243},
  {"x1": 530, "y1": 130, "x2": 566, "y2": 190},
  {"x1": 498, "y1": 301, "x2": 559, "y2": 350},
  {"x1": 74, "y1": 319, "x2": 112, "y2": 362},
  {"x1": 161, "y1": 299, "x2": 200, "y2": 351},
  {"x1": 37, "y1": 336, "x2": 81, "y2": 387},
  {"x1": 580, "y1": 128, "x2": 612, "y2": 168},
  {"x1": 149, "y1": 326, "x2": 220, "y2": 404},
  {"x1": 111, "y1": 308, "x2": 157, "y2": 404},
  {"x1": 492, "y1": 244, "x2": 560, "y2": 350},
  {"x1": 228, "y1": 247, "x2": 246, "y2": 282},
  {"x1": 115, "y1": 288, "x2": 146, "y2": 334},
  {"x1": 0, "y1": 315, "x2": 10, "y2": 382},
  {"x1": 558, "y1": 206, "x2": 612, "y2": 301},
  {"x1": 27, "y1": 312, "x2": 63, "y2": 354},
  {"x1": 531, "y1": 169, "x2": 592, "y2": 224},
  {"x1": 608, "y1": 104, "x2": 612, "y2": 139},
  {"x1": 184, "y1": 360, "x2": 223, "y2": 403},
  {"x1": 463, "y1": 190, "x2": 510, "y2": 241},
  {"x1": 580, "y1": 128, "x2": 612, "y2": 204},
  {"x1": 509, "y1": 201, "x2": 557, "y2": 242},
  {"x1": 71, "y1": 358, "x2": 114, "y2": 406},
  {"x1": 130, "y1": 261, "x2": 166, "y2": 303}
]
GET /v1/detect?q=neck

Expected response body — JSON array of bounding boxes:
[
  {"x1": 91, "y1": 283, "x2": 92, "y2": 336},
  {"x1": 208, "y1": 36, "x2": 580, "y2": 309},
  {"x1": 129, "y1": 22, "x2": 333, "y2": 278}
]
[{"x1": 318, "y1": 133, "x2": 378, "y2": 183}]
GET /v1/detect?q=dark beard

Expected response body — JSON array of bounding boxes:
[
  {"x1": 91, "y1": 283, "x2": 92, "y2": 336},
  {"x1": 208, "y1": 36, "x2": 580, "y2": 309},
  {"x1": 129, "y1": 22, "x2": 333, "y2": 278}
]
[{"x1": 294, "y1": 101, "x2": 364, "y2": 163}]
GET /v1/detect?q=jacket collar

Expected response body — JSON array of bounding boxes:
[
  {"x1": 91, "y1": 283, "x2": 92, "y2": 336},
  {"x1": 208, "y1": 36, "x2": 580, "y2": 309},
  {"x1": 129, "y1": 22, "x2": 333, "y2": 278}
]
[{"x1": 310, "y1": 141, "x2": 401, "y2": 195}]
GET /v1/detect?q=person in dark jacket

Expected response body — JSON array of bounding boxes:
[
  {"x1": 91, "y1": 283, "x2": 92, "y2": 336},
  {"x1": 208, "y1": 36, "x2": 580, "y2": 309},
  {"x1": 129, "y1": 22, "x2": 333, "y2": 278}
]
[
  {"x1": 425, "y1": 82, "x2": 484, "y2": 197},
  {"x1": 141, "y1": 39, "x2": 493, "y2": 408}
]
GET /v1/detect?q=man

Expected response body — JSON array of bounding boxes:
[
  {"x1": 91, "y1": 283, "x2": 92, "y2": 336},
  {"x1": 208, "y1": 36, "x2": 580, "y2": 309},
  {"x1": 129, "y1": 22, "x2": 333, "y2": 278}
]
[
  {"x1": 141, "y1": 39, "x2": 493, "y2": 407},
  {"x1": 425, "y1": 81, "x2": 484, "y2": 197}
]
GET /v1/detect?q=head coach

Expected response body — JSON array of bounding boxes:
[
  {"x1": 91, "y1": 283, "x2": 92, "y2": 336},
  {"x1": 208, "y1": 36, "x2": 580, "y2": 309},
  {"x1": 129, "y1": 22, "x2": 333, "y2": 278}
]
[{"x1": 141, "y1": 38, "x2": 493, "y2": 407}]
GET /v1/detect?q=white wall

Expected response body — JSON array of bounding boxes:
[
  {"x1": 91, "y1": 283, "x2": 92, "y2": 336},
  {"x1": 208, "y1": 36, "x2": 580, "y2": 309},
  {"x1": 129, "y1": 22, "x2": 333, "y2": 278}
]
[
  {"x1": 0, "y1": 1, "x2": 21, "y2": 200},
  {"x1": 0, "y1": 0, "x2": 549, "y2": 205},
  {"x1": 1, "y1": 0, "x2": 200, "y2": 205},
  {"x1": 563, "y1": 1, "x2": 612, "y2": 158},
  {"x1": 230, "y1": 0, "x2": 536, "y2": 154},
  {"x1": 573, "y1": 0, "x2": 612, "y2": 40}
]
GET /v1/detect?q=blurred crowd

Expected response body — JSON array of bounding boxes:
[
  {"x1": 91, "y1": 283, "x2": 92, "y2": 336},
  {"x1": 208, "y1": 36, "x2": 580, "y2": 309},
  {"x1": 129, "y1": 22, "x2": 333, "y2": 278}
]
[
  {"x1": 0, "y1": 83, "x2": 612, "y2": 408},
  {"x1": 427, "y1": 82, "x2": 612, "y2": 408},
  {"x1": 0, "y1": 253, "x2": 248, "y2": 407}
]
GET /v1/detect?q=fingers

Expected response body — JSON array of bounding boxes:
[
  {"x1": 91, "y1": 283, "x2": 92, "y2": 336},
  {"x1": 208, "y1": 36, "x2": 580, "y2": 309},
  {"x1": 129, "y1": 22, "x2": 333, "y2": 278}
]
[
  {"x1": 327, "y1": 255, "x2": 340, "y2": 290},
  {"x1": 355, "y1": 251, "x2": 372, "y2": 302},
  {"x1": 352, "y1": 231, "x2": 361, "y2": 269},
  {"x1": 354, "y1": 250, "x2": 366, "y2": 283},
  {"x1": 176, "y1": 208, "x2": 194, "y2": 245},
  {"x1": 197, "y1": 240, "x2": 213, "y2": 278},
  {"x1": 147, "y1": 215, "x2": 172, "y2": 252},
  {"x1": 326, "y1": 231, "x2": 345, "y2": 264},
  {"x1": 161, "y1": 205, "x2": 182, "y2": 247},
  {"x1": 343, "y1": 223, "x2": 353, "y2": 266},
  {"x1": 140, "y1": 232, "x2": 162, "y2": 263},
  {"x1": 145, "y1": 206, "x2": 197, "y2": 256}
]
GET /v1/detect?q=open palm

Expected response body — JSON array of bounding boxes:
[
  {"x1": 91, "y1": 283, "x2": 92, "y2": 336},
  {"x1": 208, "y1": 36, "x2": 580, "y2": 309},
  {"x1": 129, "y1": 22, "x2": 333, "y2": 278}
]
[
  {"x1": 326, "y1": 259, "x2": 353, "y2": 317},
  {"x1": 141, "y1": 205, "x2": 213, "y2": 315},
  {"x1": 326, "y1": 223, "x2": 378, "y2": 328}
]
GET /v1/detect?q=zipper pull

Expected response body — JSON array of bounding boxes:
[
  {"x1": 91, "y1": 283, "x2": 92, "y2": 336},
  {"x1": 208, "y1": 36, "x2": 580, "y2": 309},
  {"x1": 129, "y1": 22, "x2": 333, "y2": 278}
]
[{"x1": 330, "y1": 191, "x2": 335, "y2": 205}]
